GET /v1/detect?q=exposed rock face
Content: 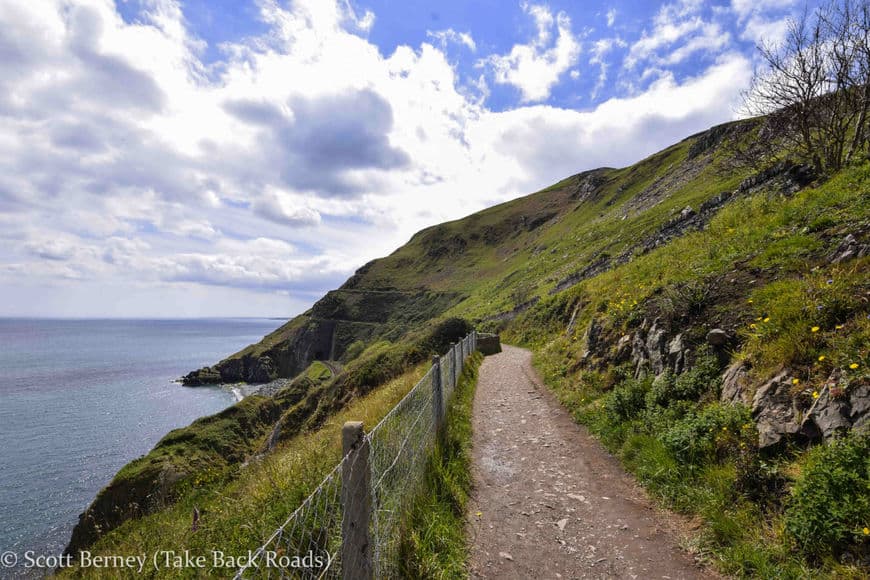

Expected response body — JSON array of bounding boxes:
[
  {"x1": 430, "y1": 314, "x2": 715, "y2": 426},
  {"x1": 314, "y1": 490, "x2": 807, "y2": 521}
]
[
  {"x1": 829, "y1": 233, "x2": 869, "y2": 264},
  {"x1": 801, "y1": 371, "x2": 870, "y2": 441},
  {"x1": 614, "y1": 334, "x2": 632, "y2": 363},
  {"x1": 582, "y1": 318, "x2": 603, "y2": 360},
  {"x1": 182, "y1": 289, "x2": 463, "y2": 385},
  {"x1": 720, "y1": 360, "x2": 752, "y2": 405},
  {"x1": 752, "y1": 371, "x2": 803, "y2": 449},
  {"x1": 667, "y1": 334, "x2": 685, "y2": 374},
  {"x1": 646, "y1": 319, "x2": 669, "y2": 376}
]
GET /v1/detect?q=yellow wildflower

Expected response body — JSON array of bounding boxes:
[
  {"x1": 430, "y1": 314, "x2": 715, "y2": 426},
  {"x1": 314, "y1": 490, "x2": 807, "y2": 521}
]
[
  {"x1": 792, "y1": 378, "x2": 800, "y2": 385},
  {"x1": 864, "y1": 527, "x2": 869, "y2": 535},
  {"x1": 818, "y1": 355, "x2": 826, "y2": 362},
  {"x1": 748, "y1": 299, "x2": 753, "y2": 304},
  {"x1": 850, "y1": 363, "x2": 859, "y2": 370},
  {"x1": 811, "y1": 326, "x2": 820, "y2": 333},
  {"x1": 835, "y1": 324, "x2": 844, "y2": 330},
  {"x1": 812, "y1": 391, "x2": 820, "y2": 399},
  {"x1": 750, "y1": 323, "x2": 757, "y2": 329},
  {"x1": 763, "y1": 317, "x2": 770, "y2": 323}
]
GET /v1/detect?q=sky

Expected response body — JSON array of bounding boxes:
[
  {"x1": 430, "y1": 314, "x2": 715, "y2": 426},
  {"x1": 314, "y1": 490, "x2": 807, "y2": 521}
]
[{"x1": 0, "y1": 0, "x2": 818, "y2": 318}]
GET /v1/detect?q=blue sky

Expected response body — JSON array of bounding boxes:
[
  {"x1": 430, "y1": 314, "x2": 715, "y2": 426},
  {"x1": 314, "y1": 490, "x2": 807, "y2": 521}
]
[{"x1": 0, "y1": 0, "x2": 817, "y2": 317}]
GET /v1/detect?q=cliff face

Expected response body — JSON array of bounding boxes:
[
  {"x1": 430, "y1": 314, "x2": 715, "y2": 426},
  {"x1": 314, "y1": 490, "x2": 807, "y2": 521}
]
[{"x1": 182, "y1": 289, "x2": 464, "y2": 385}]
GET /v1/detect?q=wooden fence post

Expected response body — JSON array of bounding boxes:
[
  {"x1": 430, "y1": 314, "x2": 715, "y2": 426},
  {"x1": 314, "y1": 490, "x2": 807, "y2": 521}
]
[
  {"x1": 450, "y1": 343, "x2": 459, "y2": 388},
  {"x1": 341, "y1": 422, "x2": 372, "y2": 580}
]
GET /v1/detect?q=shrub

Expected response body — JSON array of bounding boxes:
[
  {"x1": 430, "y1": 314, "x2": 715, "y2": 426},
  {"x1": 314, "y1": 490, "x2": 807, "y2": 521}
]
[
  {"x1": 605, "y1": 375, "x2": 652, "y2": 422},
  {"x1": 659, "y1": 402, "x2": 752, "y2": 465},
  {"x1": 646, "y1": 349, "x2": 722, "y2": 408},
  {"x1": 784, "y1": 432, "x2": 870, "y2": 560}
]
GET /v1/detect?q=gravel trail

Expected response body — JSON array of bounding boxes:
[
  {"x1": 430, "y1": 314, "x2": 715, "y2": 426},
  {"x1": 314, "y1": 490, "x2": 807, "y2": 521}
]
[{"x1": 467, "y1": 345, "x2": 713, "y2": 579}]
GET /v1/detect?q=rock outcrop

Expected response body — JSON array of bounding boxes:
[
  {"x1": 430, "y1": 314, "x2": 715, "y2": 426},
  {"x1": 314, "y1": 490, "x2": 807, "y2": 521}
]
[
  {"x1": 751, "y1": 371, "x2": 803, "y2": 449},
  {"x1": 720, "y1": 360, "x2": 752, "y2": 405},
  {"x1": 801, "y1": 371, "x2": 870, "y2": 441}
]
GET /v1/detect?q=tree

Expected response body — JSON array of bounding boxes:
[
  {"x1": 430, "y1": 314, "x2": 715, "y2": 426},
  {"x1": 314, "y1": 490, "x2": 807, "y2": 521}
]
[{"x1": 742, "y1": 0, "x2": 870, "y2": 173}]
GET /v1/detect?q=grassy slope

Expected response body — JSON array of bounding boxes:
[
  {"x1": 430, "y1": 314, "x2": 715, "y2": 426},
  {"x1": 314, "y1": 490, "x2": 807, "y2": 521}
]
[{"x1": 61, "y1": 364, "x2": 429, "y2": 578}]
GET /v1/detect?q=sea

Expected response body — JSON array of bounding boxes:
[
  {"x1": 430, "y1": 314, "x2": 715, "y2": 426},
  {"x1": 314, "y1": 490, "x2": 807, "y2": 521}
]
[{"x1": 0, "y1": 318, "x2": 282, "y2": 564}]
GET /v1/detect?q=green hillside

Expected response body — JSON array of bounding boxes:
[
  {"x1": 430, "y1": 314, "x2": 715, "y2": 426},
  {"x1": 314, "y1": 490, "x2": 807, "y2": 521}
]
[{"x1": 65, "y1": 117, "x2": 869, "y2": 577}]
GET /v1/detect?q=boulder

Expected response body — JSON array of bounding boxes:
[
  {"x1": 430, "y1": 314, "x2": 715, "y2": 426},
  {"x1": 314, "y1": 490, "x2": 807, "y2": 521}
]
[
  {"x1": 706, "y1": 328, "x2": 728, "y2": 347},
  {"x1": 801, "y1": 371, "x2": 870, "y2": 440},
  {"x1": 477, "y1": 333, "x2": 502, "y2": 356},
  {"x1": 752, "y1": 370, "x2": 802, "y2": 449},
  {"x1": 721, "y1": 360, "x2": 752, "y2": 405}
]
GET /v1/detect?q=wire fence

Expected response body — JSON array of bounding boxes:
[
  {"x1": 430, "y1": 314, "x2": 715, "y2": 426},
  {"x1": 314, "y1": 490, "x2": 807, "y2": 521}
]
[{"x1": 235, "y1": 331, "x2": 478, "y2": 579}]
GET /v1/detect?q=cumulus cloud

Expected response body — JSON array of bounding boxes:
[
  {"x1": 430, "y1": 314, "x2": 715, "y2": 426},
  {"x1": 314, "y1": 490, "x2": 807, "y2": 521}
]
[
  {"x1": 479, "y1": 2, "x2": 581, "y2": 102},
  {"x1": 0, "y1": 0, "x2": 760, "y2": 316}
]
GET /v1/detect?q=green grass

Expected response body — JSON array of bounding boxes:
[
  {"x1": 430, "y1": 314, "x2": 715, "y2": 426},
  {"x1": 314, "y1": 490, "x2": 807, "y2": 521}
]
[
  {"x1": 398, "y1": 353, "x2": 482, "y2": 578},
  {"x1": 304, "y1": 361, "x2": 333, "y2": 381},
  {"x1": 60, "y1": 365, "x2": 430, "y2": 579}
]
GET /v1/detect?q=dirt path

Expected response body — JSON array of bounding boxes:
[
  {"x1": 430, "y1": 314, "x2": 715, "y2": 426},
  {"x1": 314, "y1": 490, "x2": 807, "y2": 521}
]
[{"x1": 467, "y1": 345, "x2": 711, "y2": 579}]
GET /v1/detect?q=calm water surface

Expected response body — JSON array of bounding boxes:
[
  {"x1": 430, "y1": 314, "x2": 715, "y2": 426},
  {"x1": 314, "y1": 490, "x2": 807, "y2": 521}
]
[{"x1": 0, "y1": 318, "x2": 281, "y2": 559}]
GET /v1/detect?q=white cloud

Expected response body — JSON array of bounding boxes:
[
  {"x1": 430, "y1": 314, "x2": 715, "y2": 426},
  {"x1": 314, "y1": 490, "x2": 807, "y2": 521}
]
[
  {"x1": 589, "y1": 37, "x2": 626, "y2": 99},
  {"x1": 479, "y1": 2, "x2": 581, "y2": 102},
  {"x1": 731, "y1": 0, "x2": 797, "y2": 20},
  {"x1": 625, "y1": 0, "x2": 730, "y2": 69},
  {"x1": 730, "y1": 0, "x2": 798, "y2": 44},
  {"x1": 606, "y1": 8, "x2": 617, "y2": 27},
  {"x1": 427, "y1": 28, "x2": 477, "y2": 52},
  {"x1": 253, "y1": 189, "x2": 323, "y2": 227},
  {"x1": 0, "y1": 0, "x2": 759, "y2": 317}
]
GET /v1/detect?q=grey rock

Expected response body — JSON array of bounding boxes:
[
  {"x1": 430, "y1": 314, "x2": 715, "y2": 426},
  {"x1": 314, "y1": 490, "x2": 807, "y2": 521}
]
[
  {"x1": 752, "y1": 370, "x2": 802, "y2": 449},
  {"x1": 680, "y1": 206, "x2": 695, "y2": 219},
  {"x1": 631, "y1": 332, "x2": 650, "y2": 378},
  {"x1": 645, "y1": 318, "x2": 668, "y2": 376},
  {"x1": 614, "y1": 334, "x2": 632, "y2": 363},
  {"x1": 830, "y1": 233, "x2": 870, "y2": 264},
  {"x1": 706, "y1": 328, "x2": 728, "y2": 346},
  {"x1": 721, "y1": 360, "x2": 752, "y2": 405},
  {"x1": 667, "y1": 334, "x2": 685, "y2": 374},
  {"x1": 477, "y1": 333, "x2": 502, "y2": 356},
  {"x1": 802, "y1": 371, "x2": 870, "y2": 440},
  {"x1": 582, "y1": 318, "x2": 602, "y2": 360}
]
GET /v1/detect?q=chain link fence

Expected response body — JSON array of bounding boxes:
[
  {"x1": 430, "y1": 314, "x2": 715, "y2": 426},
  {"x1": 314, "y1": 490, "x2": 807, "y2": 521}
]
[{"x1": 235, "y1": 331, "x2": 477, "y2": 579}]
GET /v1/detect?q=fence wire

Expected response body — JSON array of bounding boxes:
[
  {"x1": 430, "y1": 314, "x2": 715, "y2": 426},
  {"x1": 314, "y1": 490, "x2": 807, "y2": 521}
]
[
  {"x1": 236, "y1": 332, "x2": 477, "y2": 579},
  {"x1": 234, "y1": 460, "x2": 344, "y2": 579},
  {"x1": 367, "y1": 366, "x2": 436, "y2": 577}
]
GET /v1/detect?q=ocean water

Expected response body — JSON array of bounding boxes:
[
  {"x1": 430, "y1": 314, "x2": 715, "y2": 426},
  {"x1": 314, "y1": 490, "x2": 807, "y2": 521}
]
[{"x1": 0, "y1": 318, "x2": 281, "y2": 560}]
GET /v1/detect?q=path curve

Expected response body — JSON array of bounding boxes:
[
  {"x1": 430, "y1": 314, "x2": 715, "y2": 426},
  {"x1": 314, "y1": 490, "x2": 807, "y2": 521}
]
[{"x1": 467, "y1": 345, "x2": 712, "y2": 579}]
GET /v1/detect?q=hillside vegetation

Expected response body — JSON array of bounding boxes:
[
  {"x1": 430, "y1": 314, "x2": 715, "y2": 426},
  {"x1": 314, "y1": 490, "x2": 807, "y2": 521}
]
[{"x1": 68, "y1": 114, "x2": 869, "y2": 576}]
